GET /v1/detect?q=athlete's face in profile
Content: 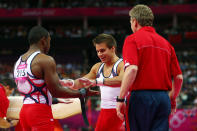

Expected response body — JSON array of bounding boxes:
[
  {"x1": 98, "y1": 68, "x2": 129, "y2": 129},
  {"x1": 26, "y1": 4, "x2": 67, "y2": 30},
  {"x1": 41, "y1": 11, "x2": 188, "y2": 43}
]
[{"x1": 95, "y1": 42, "x2": 115, "y2": 63}]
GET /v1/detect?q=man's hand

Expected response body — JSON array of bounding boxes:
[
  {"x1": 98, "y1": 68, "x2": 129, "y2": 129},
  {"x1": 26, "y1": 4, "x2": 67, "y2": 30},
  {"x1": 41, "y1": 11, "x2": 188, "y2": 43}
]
[
  {"x1": 78, "y1": 77, "x2": 96, "y2": 87},
  {"x1": 171, "y1": 98, "x2": 176, "y2": 115},
  {"x1": 0, "y1": 118, "x2": 18, "y2": 128},
  {"x1": 116, "y1": 102, "x2": 126, "y2": 121},
  {"x1": 59, "y1": 79, "x2": 74, "y2": 87},
  {"x1": 10, "y1": 120, "x2": 18, "y2": 127},
  {"x1": 57, "y1": 98, "x2": 73, "y2": 104},
  {"x1": 86, "y1": 88, "x2": 100, "y2": 97}
]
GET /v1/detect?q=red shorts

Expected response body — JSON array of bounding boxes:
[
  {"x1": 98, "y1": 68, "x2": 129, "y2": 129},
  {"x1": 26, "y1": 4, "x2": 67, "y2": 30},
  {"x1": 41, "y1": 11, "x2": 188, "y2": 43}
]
[
  {"x1": 95, "y1": 108, "x2": 125, "y2": 131},
  {"x1": 19, "y1": 104, "x2": 54, "y2": 131}
]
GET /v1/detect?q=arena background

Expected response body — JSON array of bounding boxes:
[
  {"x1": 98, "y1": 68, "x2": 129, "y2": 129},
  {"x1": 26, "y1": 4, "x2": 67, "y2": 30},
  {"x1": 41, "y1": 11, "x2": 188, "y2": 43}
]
[{"x1": 0, "y1": 0, "x2": 197, "y2": 131}]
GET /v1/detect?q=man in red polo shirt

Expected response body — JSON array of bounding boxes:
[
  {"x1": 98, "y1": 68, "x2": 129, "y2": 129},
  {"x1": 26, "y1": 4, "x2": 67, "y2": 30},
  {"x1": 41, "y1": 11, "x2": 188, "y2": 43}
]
[
  {"x1": 116, "y1": 4, "x2": 183, "y2": 131},
  {"x1": 0, "y1": 79, "x2": 18, "y2": 129}
]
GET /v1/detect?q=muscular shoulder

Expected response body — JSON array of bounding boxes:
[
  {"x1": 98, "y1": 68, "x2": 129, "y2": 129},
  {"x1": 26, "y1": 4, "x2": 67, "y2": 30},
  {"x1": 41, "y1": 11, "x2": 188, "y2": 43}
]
[
  {"x1": 83, "y1": 62, "x2": 102, "y2": 79},
  {"x1": 92, "y1": 62, "x2": 102, "y2": 69},
  {"x1": 91, "y1": 62, "x2": 102, "y2": 74},
  {"x1": 118, "y1": 60, "x2": 124, "y2": 68},
  {"x1": 31, "y1": 53, "x2": 56, "y2": 78},
  {"x1": 36, "y1": 54, "x2": 56, "y2": 67},
  {"x1": 117, "y1": 60, "x2": 124, "y2": 74}
]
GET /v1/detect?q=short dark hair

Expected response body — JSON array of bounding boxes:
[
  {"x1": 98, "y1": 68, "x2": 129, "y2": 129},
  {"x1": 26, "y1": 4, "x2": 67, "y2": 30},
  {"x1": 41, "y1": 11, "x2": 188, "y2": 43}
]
[
  {"x1": 1, "y1": 78, "x2": 16, "y2": 89},
  {"x1": 28, "y1": 25, "x2": 49, "y2": 45},
  {"x1": 92, "y1": 34, "x2": 117, "y2": 49}
]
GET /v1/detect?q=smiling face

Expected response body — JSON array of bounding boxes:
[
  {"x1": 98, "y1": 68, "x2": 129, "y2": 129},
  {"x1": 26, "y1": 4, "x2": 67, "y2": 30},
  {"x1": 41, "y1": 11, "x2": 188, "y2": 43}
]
[{"x1": 95, "y1": 42, "x2": 115, "y2": 63}]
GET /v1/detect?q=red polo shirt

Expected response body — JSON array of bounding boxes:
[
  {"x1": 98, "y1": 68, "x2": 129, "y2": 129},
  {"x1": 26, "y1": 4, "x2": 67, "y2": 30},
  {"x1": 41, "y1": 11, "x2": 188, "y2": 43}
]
[
  {"x1": 0, "y1": 83, "x2": 9, "y2": 118},
  {"x1": 123, "y1": 26, "x2": 182, "y2": 91}
]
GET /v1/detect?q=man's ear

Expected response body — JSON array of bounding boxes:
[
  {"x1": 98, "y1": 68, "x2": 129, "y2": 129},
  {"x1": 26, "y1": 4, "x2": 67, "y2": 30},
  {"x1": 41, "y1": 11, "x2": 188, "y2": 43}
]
[
  {"x1": 40, "y1": 37, "x2": 47, "y2": 46},
  {"x1": 110, "y1": 46, "x2": 115, "y2": 52},
  {"x1": 134, "y1": 19, "x2": 138, "y2": 28}
]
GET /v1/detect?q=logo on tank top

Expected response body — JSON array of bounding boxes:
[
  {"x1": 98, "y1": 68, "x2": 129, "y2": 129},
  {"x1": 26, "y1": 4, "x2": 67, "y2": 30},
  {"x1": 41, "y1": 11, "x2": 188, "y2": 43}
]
[
  {"x1": 16, "y1": 63, "x2": 31, "y2": 94},
  {"x1": 16, "y1": 64, "x2": 27, "y2": 79}
]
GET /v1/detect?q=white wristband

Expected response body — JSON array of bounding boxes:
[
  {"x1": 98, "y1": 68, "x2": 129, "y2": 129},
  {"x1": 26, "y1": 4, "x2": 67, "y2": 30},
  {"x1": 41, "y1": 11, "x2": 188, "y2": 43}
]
[
  {"x1": 96, "y1": 77, "x2": 104, "y2": 86},
  {"x1": 67, "y1": 79, "x2": 74, "y2": 88},
  {"x1": 62, "y1": 79, "x2": 74, "y2": 88}
]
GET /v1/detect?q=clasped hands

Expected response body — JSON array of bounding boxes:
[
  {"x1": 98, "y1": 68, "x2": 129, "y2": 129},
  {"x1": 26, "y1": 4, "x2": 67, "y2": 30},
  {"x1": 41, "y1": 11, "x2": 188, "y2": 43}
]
[
  {"x1": 59, "y1": 78, "x2": 99, "y2": 97},
  {"x1": 59, "y1": 77, "x2": 96, "y2": 89}
]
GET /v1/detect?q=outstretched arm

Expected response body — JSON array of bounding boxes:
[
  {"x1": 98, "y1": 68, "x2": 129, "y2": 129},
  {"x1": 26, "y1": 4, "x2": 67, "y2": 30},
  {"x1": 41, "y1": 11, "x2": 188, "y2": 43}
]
[
  {"x1": 71, "y1": 62, "x2": 124, "y2": 88},
  {"x1": 41, "y1": 55, "x2": 83, "y2": 98},
  {"x1": 61, "y1": 63, "x2": 99, "y2": 90},
  {"x1": 99, "y1": 61, "x2": 124, "y2": 87}
]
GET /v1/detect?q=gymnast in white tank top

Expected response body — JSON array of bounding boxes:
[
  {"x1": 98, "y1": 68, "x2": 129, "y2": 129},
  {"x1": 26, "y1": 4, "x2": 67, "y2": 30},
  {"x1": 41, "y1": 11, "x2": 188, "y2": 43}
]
[
  {"x1": 14, "y1": 51, "x2": 52, "y2": 105},
  {"x1": 96, "y1": 58, "x2": 123, "y2": 109}
]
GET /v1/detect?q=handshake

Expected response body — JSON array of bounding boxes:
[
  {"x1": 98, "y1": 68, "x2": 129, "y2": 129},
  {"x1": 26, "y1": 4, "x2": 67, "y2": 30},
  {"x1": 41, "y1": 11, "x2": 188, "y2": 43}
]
[
  {"x1": 59, "y1": 77, "x2": 104, "y2": 89},
  {"x1": 59, "y1": 77, "x2": 101, "y2": 97}
]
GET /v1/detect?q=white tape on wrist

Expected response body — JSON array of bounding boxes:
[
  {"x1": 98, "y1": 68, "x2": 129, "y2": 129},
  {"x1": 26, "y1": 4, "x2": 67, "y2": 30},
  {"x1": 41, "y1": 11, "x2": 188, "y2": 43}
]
[
  {"x1": 67, "y1": 79, "x2": 74, "y2": 88},
  {"x1": 96, "y1": 77, "x2": 104, "y2": 86},
  {"x1": 62, "y1": 79, "x2": 74, "y2": 88}
]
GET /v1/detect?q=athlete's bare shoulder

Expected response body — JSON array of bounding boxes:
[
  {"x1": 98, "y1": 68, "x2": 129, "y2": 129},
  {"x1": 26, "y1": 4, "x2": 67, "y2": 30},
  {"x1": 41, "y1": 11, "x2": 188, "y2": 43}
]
[
  {"x1": 31, "y1": 53, "x2": 56, "y2": 78},
  {"x1": 117, "y1": 60, "x2": 124, "y2": 75},
  {"x1": 83, "y1": 62, "x2": 102, "y2": 79},
  {"x1": 36, "y1": 53, "x2": 56, "y2": 66},
  {"x1": 38, "y1": 53, "x2": 54, "y2": 61},
  {"x1": 118, "y1": 60, "x2": 124, "y2": 68},
  {"x1": 93, "y1": 62, "x2": 102, "y2": 68},
  {"x1": 91, "y1": 62, "x2": 102, "y2": 73}
]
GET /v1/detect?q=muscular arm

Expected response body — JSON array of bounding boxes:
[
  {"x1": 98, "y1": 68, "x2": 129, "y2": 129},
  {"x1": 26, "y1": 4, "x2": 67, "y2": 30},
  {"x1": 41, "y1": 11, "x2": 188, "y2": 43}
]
[
  {"x1": 72, "y1": 61, "x2": 124, "y2": 88},
  {"x1": 118, "y1": 65, "x2": 138, "y2": 99},
  {"x1": 0, "y1": 118, "x2": 11, "y2": 128},
  {"x1": 71, "y1": 63, "x2": 99, "y2": 89},
  {"x1": 40, "y1": 55, "x2": 82, "y2": 98},
  {"x1": 103, "y1": 61, "x2": 124, "y2": 87}
]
